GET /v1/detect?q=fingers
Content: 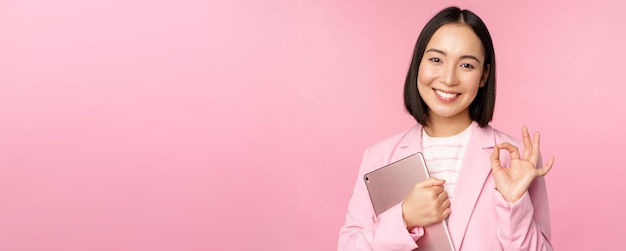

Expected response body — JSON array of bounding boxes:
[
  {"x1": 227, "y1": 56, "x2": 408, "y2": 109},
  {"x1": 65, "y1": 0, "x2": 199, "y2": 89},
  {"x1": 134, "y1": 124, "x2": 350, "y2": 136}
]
[
  {"x1": 420, "y1": 182, "x2": 445, "y2": 202},
  {"x1": 441, "y1": 207, "x2": 451, "y2": 220},
  {"x1": 416, "y1": 177, "x2": 446, "y2": 188},
  {"x1": 437, "y1": 192, "x2": 451, "y2": 221},
  {"x1": 403, "y1": 180, "x2": 450, "y2": 227},
  {"x1": 522, "y1": 126, "x2": 532, "y2": 160},
  {"x1": 426, "y1": 183, "x2": 444, "y2": 199},
  {"x1": 497, "y1": 142, "x2": 521, "y2": 160},
  {"x1": 530, "y1": 131, "x2": 540, "y2": 164},
  {"x1": 536, "y1": 156, "x2": 555, "y2": 177},
  {"x1": 490, "y1": 145, "x2": 502, "y2": 171},
  {"x1": 436, "y1": 189, "x2": 451, "y2": 218},
  {"x1": 437, "y1": 190, "x2": 448, "y2": 202}
]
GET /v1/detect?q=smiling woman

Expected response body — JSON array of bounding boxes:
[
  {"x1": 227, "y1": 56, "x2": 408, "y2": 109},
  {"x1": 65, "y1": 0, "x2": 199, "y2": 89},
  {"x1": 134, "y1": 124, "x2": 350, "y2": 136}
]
[
  {"x1": 338, "y1": 6, "x2": 554, "y2": 251},
  {"x1": 416, "y1": 24, "x2": 490, "y2": 136}
]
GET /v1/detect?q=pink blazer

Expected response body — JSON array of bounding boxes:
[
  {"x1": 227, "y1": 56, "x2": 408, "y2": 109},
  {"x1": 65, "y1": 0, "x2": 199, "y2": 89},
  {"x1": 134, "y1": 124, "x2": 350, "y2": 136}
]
[{"x1": 338, "y1": 123, "x2": 552, "y2": 251}]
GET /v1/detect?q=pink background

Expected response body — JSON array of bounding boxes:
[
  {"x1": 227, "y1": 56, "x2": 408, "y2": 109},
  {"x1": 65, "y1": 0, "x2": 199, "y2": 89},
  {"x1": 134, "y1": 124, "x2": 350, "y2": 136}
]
[{"x1": 1, "y1": 0, "x2": 624, "y2": 250}]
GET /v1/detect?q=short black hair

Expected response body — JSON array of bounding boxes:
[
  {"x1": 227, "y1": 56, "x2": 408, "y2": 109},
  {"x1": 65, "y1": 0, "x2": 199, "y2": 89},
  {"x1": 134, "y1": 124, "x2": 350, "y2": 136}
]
[{"x1": 403, "y1": 6, "x2": 496, "y2": 127}]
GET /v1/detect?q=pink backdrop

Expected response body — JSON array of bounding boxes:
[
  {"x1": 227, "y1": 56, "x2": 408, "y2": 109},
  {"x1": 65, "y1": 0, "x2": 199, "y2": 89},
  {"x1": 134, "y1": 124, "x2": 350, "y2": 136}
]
[{"x1": 1, "y1": 0, "x2": 624, "y2": 250}]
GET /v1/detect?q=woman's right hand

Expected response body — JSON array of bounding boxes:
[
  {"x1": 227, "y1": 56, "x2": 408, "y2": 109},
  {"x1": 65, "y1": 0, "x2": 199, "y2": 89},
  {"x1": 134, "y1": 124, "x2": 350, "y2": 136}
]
[{"x1": 401, "y1": 178, "x2": 450, "y2": 229}]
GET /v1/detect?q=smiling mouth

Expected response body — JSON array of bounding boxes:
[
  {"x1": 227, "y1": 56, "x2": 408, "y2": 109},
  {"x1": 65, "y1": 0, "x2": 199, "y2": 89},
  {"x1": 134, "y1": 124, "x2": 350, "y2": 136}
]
[{"x1": 434, "y1": 89, "x2": 460, "y2": 100}]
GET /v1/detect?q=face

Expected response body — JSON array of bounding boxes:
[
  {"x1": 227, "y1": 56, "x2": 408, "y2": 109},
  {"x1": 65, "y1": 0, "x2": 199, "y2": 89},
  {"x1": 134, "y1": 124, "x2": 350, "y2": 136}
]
[{"x1": 417, "y1": 23, "x2": 490, "y2": 123}]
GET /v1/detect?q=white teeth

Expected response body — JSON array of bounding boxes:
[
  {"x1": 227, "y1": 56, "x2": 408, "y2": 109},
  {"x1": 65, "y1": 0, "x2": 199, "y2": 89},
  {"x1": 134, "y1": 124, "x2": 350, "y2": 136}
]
[{"x1": 435, "y1": 90, "x2": 457, "y2": 99}]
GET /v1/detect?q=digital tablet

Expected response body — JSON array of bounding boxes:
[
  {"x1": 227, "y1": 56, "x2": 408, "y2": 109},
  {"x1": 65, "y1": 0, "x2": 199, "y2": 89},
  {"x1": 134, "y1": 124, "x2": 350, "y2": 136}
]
[{"x1": 364, "y1": 152, "x2": 456, "y2": 251}]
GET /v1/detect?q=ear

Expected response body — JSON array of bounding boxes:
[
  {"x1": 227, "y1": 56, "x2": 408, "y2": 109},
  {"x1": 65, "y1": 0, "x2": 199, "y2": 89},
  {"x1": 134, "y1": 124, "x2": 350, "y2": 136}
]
[{"x1": 480, "y1": 64, "x2": 491, "y2": 87}]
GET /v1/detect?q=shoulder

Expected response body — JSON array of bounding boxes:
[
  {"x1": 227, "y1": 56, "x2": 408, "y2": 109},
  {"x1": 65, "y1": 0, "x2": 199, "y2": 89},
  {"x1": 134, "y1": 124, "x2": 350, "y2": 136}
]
[
  {"x1": 357, "y1": 124, "x2": 421, "y2": 172},
  {"x1": 367, "y1": 125, "x2": 419, "y2": 154}
]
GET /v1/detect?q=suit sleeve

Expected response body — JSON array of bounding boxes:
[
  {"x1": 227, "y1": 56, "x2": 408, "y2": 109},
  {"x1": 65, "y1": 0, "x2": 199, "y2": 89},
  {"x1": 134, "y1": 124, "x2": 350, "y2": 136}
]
[
  {"x1": 494, "y1": 153, "x2": 553, "y2": 251},
  {"x1": 338, "y1": 147, "x2": 423, "y2": 251}
]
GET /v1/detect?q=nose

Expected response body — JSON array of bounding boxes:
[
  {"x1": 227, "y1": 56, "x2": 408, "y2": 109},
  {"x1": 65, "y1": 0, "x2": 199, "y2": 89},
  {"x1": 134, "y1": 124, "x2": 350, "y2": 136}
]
[{"x1": 439, "y1": 64, "x2": 459, "y2": 86}]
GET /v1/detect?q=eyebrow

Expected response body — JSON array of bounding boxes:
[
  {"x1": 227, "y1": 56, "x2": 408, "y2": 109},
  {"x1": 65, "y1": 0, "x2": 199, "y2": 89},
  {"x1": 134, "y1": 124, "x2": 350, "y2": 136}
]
[{"x1": 425, "y1": 48, "x2": 481, "y2": 63}]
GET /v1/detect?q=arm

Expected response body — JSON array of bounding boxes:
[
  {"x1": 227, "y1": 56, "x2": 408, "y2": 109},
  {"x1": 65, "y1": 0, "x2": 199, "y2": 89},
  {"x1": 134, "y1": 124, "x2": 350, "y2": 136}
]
[
  {"x1": 491, "y1": 127, "x2": 554, "y2": 250},
  {"x1": 494, "y1": 164, "x2": 553, "y2": 250},
  {"x1": 338, "y1": 147, "x2": 422, "y2": 251}
]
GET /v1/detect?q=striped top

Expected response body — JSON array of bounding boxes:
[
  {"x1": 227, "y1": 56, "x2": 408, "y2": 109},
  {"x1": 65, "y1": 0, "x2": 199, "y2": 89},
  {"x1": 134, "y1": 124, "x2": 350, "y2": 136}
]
[{"x1": 421, "y1": 125, "x2": 471, "y2": 202}]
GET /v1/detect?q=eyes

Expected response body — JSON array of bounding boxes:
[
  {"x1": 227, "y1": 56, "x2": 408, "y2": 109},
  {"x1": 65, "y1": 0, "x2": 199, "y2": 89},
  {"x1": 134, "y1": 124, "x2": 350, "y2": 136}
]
[
  {"x1": 429, "y1": 57, "x2": 442, "y2": 63},
  {"x1": 460, "y1": 63, "x2": 475, "y2": 69},
  {"x1": 428, "y1": 57, "x2": 476, "y2": 69}
]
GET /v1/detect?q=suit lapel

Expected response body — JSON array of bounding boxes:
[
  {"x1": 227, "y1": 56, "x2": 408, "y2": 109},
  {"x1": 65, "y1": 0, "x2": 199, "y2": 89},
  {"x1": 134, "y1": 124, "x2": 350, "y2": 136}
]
[
  {"x1": 447, "y1": 123, "x2": 496, "y2": 249},
  {"x1": 389, "y1": 125, "x2": 423, "y2": 163}
]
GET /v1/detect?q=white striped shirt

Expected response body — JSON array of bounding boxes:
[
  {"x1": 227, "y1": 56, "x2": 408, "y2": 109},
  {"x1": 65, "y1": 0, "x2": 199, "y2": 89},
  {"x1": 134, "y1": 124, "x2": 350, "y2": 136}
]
[{"x1": 421, "y1": 126, "x2": 471, "y2": 202}]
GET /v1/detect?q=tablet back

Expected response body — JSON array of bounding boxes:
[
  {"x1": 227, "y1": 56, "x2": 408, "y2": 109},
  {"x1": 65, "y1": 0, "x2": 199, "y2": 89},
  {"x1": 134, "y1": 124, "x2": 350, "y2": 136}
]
[
  {"x1": 363, "y1": 152, "x2": 456, "y2": 251},
  {"x1": 364, "y1": 153, "x2": 430, "y2": 216}
]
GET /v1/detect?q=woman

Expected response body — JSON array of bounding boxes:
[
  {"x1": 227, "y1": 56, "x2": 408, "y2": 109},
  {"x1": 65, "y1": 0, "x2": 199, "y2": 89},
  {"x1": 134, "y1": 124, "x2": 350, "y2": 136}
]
[{"x1": 338, "y1": 6, "x2": 554, "y2": 251}]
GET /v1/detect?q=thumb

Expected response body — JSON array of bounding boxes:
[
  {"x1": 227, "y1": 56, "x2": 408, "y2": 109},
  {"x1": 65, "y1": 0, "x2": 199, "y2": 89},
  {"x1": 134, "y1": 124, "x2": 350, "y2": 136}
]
[{"x1": 417, "y1": 177, "x2": 446, "y2": 187}]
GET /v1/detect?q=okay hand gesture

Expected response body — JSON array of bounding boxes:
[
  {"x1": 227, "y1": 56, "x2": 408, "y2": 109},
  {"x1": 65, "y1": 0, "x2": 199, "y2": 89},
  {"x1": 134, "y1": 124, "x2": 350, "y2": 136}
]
[{"x1": 490, "y1": 126, "x2": 555, "y2": 203}]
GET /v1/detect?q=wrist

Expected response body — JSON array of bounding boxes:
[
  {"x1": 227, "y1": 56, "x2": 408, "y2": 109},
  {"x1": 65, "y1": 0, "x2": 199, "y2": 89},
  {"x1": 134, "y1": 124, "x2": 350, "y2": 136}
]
[
  {"x1": 401, "y1": 201, "x2": 415, "y2": 230},
  {"x1": 495, "y1": 188, "x2": 522, "y2": 203}
]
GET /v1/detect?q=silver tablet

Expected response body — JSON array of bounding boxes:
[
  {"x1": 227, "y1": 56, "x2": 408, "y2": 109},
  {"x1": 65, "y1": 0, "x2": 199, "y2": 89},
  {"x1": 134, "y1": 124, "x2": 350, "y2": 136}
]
[{"x1": 364, "y1": 152, "x2": 456, "y2": 251}]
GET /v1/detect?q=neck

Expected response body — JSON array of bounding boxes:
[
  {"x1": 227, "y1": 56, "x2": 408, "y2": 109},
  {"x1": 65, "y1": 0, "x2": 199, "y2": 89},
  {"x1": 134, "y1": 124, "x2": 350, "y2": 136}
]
[{"x1": 424, "y1": 113, "x2": 472, "y2": 137}]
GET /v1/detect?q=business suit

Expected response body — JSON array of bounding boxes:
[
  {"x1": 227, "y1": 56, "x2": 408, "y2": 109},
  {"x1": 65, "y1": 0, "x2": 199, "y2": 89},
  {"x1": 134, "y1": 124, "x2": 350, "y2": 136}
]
[{"x1": 338, "y1": 122, "x2": 552, "y2": 251}]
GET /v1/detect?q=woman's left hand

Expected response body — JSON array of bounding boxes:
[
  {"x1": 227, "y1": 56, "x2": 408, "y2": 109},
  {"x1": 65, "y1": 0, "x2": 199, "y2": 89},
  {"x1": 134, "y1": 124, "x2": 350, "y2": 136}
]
[{"x1": 490, "y1": 126, "x2": 555, "y2": 203}]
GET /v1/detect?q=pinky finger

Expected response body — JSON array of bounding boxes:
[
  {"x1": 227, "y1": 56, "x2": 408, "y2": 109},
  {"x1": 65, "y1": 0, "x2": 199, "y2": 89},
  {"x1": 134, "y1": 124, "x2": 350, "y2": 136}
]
[{"x1": 537, "y1": 156, "x2": 555, "y2": 177}]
